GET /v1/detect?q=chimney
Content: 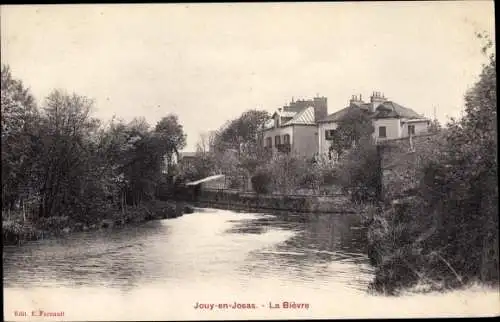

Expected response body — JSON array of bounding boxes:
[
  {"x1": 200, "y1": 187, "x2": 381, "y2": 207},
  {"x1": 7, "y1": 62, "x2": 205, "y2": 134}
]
[
  {"x1": 370, "y1": 91, "x2": 386, "y2": 112},
  {"x1": 349, "y1": 93, "x2": 363, "y2": 106},
  {"x1": 312, "y1": 96, "x2": 328, "y2": 122}
]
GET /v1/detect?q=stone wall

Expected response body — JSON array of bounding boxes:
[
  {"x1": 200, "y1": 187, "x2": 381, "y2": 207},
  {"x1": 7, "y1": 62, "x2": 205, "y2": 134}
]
[
  {"x1": 378, "y1": 133, "x2": 441, "y2": 201},
  {"x1": 195, "y1": 189, "x2": 355, "y2": 214}
]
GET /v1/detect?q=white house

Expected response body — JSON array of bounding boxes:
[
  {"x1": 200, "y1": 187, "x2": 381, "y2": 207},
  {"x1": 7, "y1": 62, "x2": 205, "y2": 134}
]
[
  {"x1": 258, "y1": 96, "x2": 327, "y2": 157},
  {"x1": 260, "y1": 92, "x2": 430, "y2": 160},
  {"x1": 317, "y1": 92, "x2": 430, "y2": 157}
]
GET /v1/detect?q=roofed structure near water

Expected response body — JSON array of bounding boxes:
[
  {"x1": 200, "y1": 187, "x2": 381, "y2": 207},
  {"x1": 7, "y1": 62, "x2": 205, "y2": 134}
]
[{"x1": 185, "y1": 174, "x2": 225, "y2": 186}]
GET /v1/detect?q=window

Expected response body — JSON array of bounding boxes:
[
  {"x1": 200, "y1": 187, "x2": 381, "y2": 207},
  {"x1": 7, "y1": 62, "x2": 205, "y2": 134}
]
[
  {"x1": 408, "y1": 125, "x2": 415, "y2": 136},
  {"x1": 325, "y1": 129, "x2": 337, "y2": 140},
  {"x1": 379, "y1": 126, "x2": 387, "y2": 138},
  {"x1": 266, "y1": 137, "x2": 272, "y2": 147},
  {"x1": 283, "y1": 134, "x2": 290, "y2": 144},
  {"x1": 275, "y1": 135, "x2": 281, "y2": 146}
]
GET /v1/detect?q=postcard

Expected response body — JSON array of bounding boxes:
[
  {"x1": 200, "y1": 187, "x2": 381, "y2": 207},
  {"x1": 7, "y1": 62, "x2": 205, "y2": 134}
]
[{"x1": 2, "y1": 2, "x2": 498, "y2": 320}]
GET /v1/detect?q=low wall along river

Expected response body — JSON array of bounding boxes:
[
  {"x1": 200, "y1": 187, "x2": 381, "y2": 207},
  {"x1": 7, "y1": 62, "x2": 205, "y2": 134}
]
[
  {"x1": 193, "y1": 189, "x2": 355, "y2": 214},
  {"x1": 184, "y1": 134, "x2": 441, "y2": 214}
]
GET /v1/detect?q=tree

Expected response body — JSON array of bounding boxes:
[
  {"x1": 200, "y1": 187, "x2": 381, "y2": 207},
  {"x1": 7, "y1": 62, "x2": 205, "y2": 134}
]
[
  {"x1": 1, "y1": 66, "x2": 192, "y2": 232},
  {"x1": 428, "y1": 118, "x2": 442, "y2": 133},
  {"x1": 210, "y1": 110, "x2": 270, "y2": 189},
  {"x1": 436, "y1": 41, "x2": 497, "y2": 283},
  {"x1": 213, "y1": 109, "x2": 270, "y2": 153},
  {"x1": 368, "y1": 33, "x2": 498, "y2": 293},
  {"x1": 196, "y1": 131, "x2": 216, "y2": 153},
  {"x1": 154, "y1": 114, "x2": 187, "y2": 172},
  {"x1": 1, "y1": 65, "x2": 40, "y2": 212},
  {"x1": 329, "y1": 108, "x2": 374, "y2": 158},
  {"x1": 336, "y1": 137, "x2": 381, "y2": 203},
  {"x1": 35, "y1": 90, "x2": 102, "y2": 218}
]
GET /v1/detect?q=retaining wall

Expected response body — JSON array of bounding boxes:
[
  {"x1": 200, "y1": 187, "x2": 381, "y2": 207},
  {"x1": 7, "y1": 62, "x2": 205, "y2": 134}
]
[
  {"x1": 194, "y1": 189, "x2": 355, "y2": 214},
  {"x1": 378, "y1": 133, "x2": 441, "y2": 201}
]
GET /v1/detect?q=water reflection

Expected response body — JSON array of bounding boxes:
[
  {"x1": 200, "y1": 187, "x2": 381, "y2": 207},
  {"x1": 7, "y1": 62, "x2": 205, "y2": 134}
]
[
  {"x1": 3, "y1": 208, "x2": 373, "y2": 295},
  {"x1": 229, "y1": 211, "x2": 373, "y2": 292},
  {"x1": 4, "y1": 210, "x2": 498, "y2": 319},
  {"x1": 3, "y1": 221, "x2": 167, "y2": 290}
]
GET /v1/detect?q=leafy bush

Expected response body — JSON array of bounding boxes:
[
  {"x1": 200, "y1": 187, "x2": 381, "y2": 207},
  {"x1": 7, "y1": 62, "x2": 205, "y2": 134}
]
[
  {"x1": 1, "y1": 64, "x2": 188, "y2": 243},
  {"x1": 337, "y1": 138, "x2": 381, "y2": 203},
  {"x1": 251, "y1": 170, "x2": 273, "y2": 194},
  {"x1": 322, "y1": 167, "x2": 340, "y2": 185},
  {"x1": 368, "y1": 45, "x2": 498, "y2": 293}
]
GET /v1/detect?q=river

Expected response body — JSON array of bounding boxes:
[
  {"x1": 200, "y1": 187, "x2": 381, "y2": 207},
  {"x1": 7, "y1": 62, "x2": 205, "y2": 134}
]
[{"x1": 3, "y1": 208, "x2": 499, "y2": 320}]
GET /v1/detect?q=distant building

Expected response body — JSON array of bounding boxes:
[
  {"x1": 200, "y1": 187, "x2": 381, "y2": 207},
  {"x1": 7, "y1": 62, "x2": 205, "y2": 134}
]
[
  {"x1": 259, "y1": 92, "x2": 430, "y2": 159},
  {"x1": 318, "y1": 92, "x2": 430, "y2": 156},
  {"x1": 177, "y1": 152, "x2": 197, "y2": 166},
  {"x1": 163, "y1": 151, "x2": 198, "y2": 174},
  {"x1": 258, "y1": 96, "x2": 327, "y2": 157}
]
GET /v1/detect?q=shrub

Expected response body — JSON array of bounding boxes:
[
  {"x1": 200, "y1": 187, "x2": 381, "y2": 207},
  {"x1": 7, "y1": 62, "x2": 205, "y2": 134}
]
[
  {"x1": 251, "y1": 170, "x2": 272, "y2": 194},
  {"x1": 368, "y1": 50, "x2": 498, "y2": 293},
  {"x1": 322, "y1": 167, "x2": 340, "y2": 185},
  {"x1": 337, "y1": 138, "x2": 381, "y2": 203}
]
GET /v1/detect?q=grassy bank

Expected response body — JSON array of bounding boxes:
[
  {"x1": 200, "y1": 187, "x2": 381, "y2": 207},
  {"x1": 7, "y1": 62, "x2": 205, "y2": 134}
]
[
  {"x1": 2, "y1": 200, "x2": 195, "y2": 246},
  {"x1": 364, "y1": 197, "x2": 499, "y2": 296}
]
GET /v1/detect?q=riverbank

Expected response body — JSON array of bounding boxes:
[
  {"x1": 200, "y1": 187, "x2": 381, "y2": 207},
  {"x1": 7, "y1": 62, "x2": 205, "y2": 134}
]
[
  {"x1": 364, "y1": 197, "x2": 500, "y2": 296},
  {"x1": 2, "y1": 200, "x2": 195, "y2": 246},
  {"x1": 189, "y1": 189, "x2": 357, "y2": 214}
]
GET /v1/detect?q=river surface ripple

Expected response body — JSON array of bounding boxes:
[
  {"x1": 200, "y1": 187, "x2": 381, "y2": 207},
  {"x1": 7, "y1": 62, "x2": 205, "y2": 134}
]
[{"x1": 3, "y1": 208, "x2": 498, "y2": 320}]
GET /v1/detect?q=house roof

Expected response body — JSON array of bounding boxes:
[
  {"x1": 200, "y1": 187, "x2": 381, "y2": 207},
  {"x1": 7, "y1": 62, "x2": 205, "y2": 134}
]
[
  {"x1": 262, "y1": 106, "x2": 315, "y2": 129},
  {"x1": 282, "y1": 106, "x2": 316, "y2": 126},
  {"x1": 374, "y1": 101, "x2": 423, "y2": 119},
  {"x1": 317, "y1": 106, "x2": 353, "y2": 123},
  {"x1": 275, "y1": 110, "x2": 297, "y2": 118},
  {"x1": 185, "y1": 174, "x2": 225, "y2": 186},
  {"x1": 318, "y1": 100, "x2": 424, "y2": 123},
  {"x1": 180, "y1": 152, "x2": 197, "y2": 158},
  {"x1": 360, "y1": 103, "x2": 372, "y2": 110}
]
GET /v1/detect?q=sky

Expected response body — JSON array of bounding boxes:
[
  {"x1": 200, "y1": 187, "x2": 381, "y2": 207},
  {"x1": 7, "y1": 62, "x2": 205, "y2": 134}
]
[{"x1": 1, "y1": 2, "x2": 495, "y2": 151}]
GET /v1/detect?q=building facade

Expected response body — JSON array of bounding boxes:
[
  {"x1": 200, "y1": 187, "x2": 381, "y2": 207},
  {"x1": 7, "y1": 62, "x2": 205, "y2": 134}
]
[
  {"x1": 317, "y1": 92, "x2": 430, "y2": 157},
  {"x1": 260, "y1": 92, "x2": 430, "y2": 159},
  {"x1": 259, "y1": 96, "x2": 327, "y2": 157}
]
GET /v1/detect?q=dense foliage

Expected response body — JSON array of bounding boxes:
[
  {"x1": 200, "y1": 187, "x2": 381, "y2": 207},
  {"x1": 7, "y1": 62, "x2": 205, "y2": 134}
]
[
  {"x1": 182, "y1": 108, "x2": 344, "y2": 195},
  {"x1": 329, "y1": 107, "x2": 374, "y2": 158},
  {"x1": 250, "y1": 170, "x2": 273, "y2": 194},
  {"x1": 178, "y1": 109, "x2": 271, "y2": 189},
  {"x1": 368, "y1": 45, "x2": 498, "y2": 294},
  {"x1": 1, "y1": 65, "x2": 186, "y2": 230},
  {"x1": 211, "y1": 110, "x2": 270, "y2": 153},
  {"x1": 330, "y1": 109, "x2": 379, "y2": 203},
  {"x1": 336, "y1": 137, "x2": 381, "y2": 203}
]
